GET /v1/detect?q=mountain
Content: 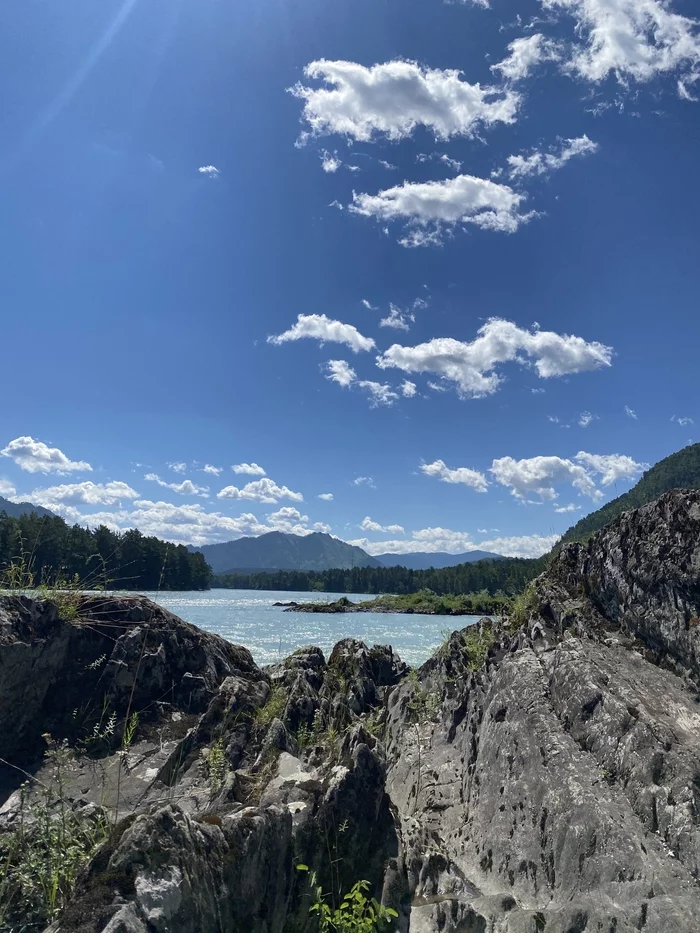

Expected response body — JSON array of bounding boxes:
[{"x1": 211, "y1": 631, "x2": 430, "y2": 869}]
[
  {"x1": 193, "y1": 531, "x2": 382, "y2": 574},
  {"x1": 376, "y1": 549, "x2": 503, "y2": 570},
  {"x1": 560, "y1": 442, "x2": 700, "y2": 545},
  {"x1": 0, "y1": 496, "x2": 55, "y2": 519}
]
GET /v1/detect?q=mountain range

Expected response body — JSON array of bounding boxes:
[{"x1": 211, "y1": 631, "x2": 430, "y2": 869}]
[{"x1": 0, "y1": 496, "x2": 54, "y2": 519}]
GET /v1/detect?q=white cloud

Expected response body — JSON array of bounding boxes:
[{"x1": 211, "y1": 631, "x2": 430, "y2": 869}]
[
  {"x1": 321, "y1": 149, "x2": 342, "y2": 172},
  {"x1": 478, "y1": 533, "x2": 560, "y2": 558},
  {"x1": 329, "y1": 199, "x2": 344, "y2": 210},
  {"x1": 420, "y1": 459, "x2": 489, "y2": 493},
  {"x1": 554, "y1": 503, "x2": 582, "y2": 513},
  {"x1": 267, "y1": 506, "x2": 310, "y2": 533},
  {"x1": 19, "y1": 481, "x2": 140, "y2": 509},
  {"x1": 401, "y1": 380, "x2": 417, "y2": 398},
  {"x1": 168, "y1": 462, "x2": 188, "y2": 474},
  {"x1": 145, "y1": 473, "x2": 209, "y2": 497},
  {"x1": 379, "y1": 160, "x2": 397, "y2": 170},
  {"x1": 217, "y1": 477, "x2": 303, "y2": 504},
  {"x1": 126, "y1": 500, "x2": 269, "y2": 546},
  {"x1": 417, "y1": 151, "x2": 463, "y2": 172},
  {"x1": 269, "y1": 314, "x2": 375, "y2": 353},
  {"x1": 671, "y1": 414, "x2": 694, "y2": 427},
  {"x1": 318, "y1": 492, "x2": 334, "y2": 501},
  {"x1": 624, "y1": 406, "x2": 638, "y2": 419},
  {"x1": 350, "y1": 173, "x2": 532, "y2": 245},
  {"x1": 491, "y1": 455, "x2": 601, "y2": 500},
  {"x1": 325, "y1": 361, "x2": 399, "y2": 407},
  {"x1": 507, "y1": 135, "x2": 599, "y2": 178},
  {"x1": 326, "y1": 360, "x2": 357, "y2": 388},
  {"x1": 232, "y1": 462, "x2": 267, "y2": 476},
  {"x1": 360, "y1": 516, "x2": 405, "y2": 534},
  {"x1": 0, "y1": 479, "x2": 16, "y2": 496},
  {"x1": 542, "y1": 0, "x2": 700, "y2": 84},
  {"x1": 0, "y1": 436, "x2": 92, "y2": 474},
  {"x1": 574, "y1": 451, "x2": 647, "y2": 485},
  {"x1": 380, "y1": 303, "x2": 415, "y2": 331},
  {"x1": 198, "y1": 165, "x2": 219, "y2": 177},
  {"x1": 203, "y1": 464, "x2": 223, "y2": 475},
  {"x1": 578, "y1": 410, "x2": 597, "y2": 428},
  {"x1": 491, "y1": 34, "x2": 563, "y2": 81},
  {"x1": 352, "y1": 476, "x2": 375, "y2": 487},
  {"x1": 361, "y1": 298, "x2": 378, "y2": 310},
  {"x1": 377, "y1": 318, "x2": 613, "y2": 397},
  {"x1": 290, "y1": 59, "x2": 520, "y2": 143}
]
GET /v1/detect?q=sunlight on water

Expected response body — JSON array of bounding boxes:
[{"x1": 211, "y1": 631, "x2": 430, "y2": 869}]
[{"x1": 140, "y1": 589, "x2": 482, "y2": 667}]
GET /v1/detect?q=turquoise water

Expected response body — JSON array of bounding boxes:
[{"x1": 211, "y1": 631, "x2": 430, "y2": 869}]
[{"x1": 143, "y1": 589, "x2": 483, "y2": 668}]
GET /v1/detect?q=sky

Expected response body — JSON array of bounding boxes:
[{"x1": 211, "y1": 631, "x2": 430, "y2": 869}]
[{"x1": 1, "y1": 0, "x2": 699, "y2": 558}]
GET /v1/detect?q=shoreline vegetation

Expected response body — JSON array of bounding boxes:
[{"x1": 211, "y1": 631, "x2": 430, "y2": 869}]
[{"x1": 275, "y1": 589, "x2": 511, "y2": 616}]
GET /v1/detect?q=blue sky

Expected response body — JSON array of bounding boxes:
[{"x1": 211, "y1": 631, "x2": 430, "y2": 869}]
[{"x1": 1, "y1": 0, "x2": 698, "y2": 557}]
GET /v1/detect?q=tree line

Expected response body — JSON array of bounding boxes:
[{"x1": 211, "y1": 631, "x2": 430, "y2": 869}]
[
  {"x1": 0, "y1": 512, "x2": 211, "y2": 591},
  {"x1": 212, "y1": 555, "x2": 547, "y2": 597}
]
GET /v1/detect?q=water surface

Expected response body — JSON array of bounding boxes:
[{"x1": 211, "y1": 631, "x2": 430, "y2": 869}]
[{"x1": 142, "y1": 589, "x2": 482, "y2": 667}]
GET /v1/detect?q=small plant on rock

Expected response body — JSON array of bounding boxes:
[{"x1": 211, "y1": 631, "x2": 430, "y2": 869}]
[
  {"x1": 205, "y1": 737, "x2": 229, "y2": 794},
  {"x1": 297, "y1": 867, "x2": 398, "y2": 933}
]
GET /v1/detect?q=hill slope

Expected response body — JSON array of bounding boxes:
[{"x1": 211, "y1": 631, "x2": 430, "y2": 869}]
[
  {"x1": 376, "y1": 549, "x2": 503, "y2": 570},
  {"x1": 193, "y1": 531, "x2": 381, "y2": 574},
  {"x1": 0, "y1": 496, "x2": 55, "y2": 519},
  {"x1": 560, "y1": 442, "x2": 700, "y2": 545}
]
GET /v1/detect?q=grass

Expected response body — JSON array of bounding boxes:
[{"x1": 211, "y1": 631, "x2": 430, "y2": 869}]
[
  {"x1": 254, "y1": 686, "x2": 287, "y2": 730},
  {"x1": 365, "y1": 588, "x2": 511, "y2": 617}
]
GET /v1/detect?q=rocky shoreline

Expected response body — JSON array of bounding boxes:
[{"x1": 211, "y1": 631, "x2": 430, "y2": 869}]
[
  {"x1": 274, "y1": 596, "x2": 501, "y2": 616},
  {"x1": 1, "y1": 489, "x2": 700, "y2": 932}
]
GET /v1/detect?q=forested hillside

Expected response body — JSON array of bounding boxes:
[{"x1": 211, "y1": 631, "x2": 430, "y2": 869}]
[
  {"x1": 560, "y1": 442, "x2": 700, "y2": 545},
  {"x1": 212, "y1": 554, "x2": 546, "y2": 596},
  {"x1": 0, "y1": 512, "x2": 211, "y2": 590}
]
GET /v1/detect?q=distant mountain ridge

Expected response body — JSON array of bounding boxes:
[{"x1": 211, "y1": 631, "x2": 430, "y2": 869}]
[
  {"x1": 191, "y1": 531, "x2": 382, "y2": 574},
  {"x1": 0, "y1": 496, "x2": 55, "y2": 519},
  {"x1": 376, "y1": 549, "x2": 503, "y2": 570},
  {"x1": 560, "y1": 442, "x2": 700, "y2": 545}
]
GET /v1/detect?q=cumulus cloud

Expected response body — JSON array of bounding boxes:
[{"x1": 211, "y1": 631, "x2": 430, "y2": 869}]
[
  {"x1": 217, "y1": 477, "x2": 303, "y2": 504},
  {"x1": 491, "y1": 455, "x2": 601, "y2": 500},
  {"x1": 290, "y1": 59, "x2": 520, "y2": 143},
  {"x1": 507, "y1": 135, "x2": 599, "y2": 178},
  {"x1": 490, "y1": 450, "x2": 646, "y2": 501},
  {"x1": 380, "y1": 303, "x2": 415, "y2": 331},
  {"x1": 542, "y1": 0, "x2": 700, "y2": 84},
  {"x1": 554, "y1": 503, "x2": 581, "y2": 513},
  {"x1": 198, "y1": 165, "x2": 219, "y2": 177},
  {"x1": 318, "y1": 492, "x2": 334, "y2": 501},
  {"x1": 377, "y1": 318, "x2": 613, "y2": 397},
  {"x1": 574, "y1": 451, "x2": 647, "y2": 485},
  {"x1": 360, "y1": 516, "x2": 405, "y2": 534},
  {"x1": 350, "y1": 173, "x2": 532, "y2": 245},
  {"x1": 325, "y1": 361, "x2": 399, "y2": 407},
  {"x1": 19, "y1": 481, "x2": 140, "y2": 509},
  {"x1": 144, "y1": 473, "x2": 209, "y2": 497},
  {"x1": 578, "y1": 410, "x2": 597, "y2": 428},
  {"x1": 203, "y1": 464, "x2": 223, "y2": 475},
  {"x1": 420, "y1": 459, "x2": 489, "y2": 493},
  {"x1": 352, "y1": 476, "x2": 375, "y2": 487},
  {"x1": 348, "y1": 525, "x2": 559, "y2": 558},
  {"x1": 492, "y1": 34, "x2": 563, "y2": 80},
  {"x1": 0, "y1": 479, "x2": 16, "y2": 496},
  {"x1": 269, "y1": 314, "x2": 375, "y2": 353},
  {"x1": 168, "y1": 462, "x2": 188, "y2": 474},
  {"x1": 0, "y1": 436, "x2": 92, "y2": 474},
  {"x1": 478, "y1": 533, "x2": 560, "y2": 558},
  {"x1": 232, "y1": 463, "x2": 267, "y2": 476},
  {"x1": 401, "y1": 380, "x2": 417, "y2": 398}
]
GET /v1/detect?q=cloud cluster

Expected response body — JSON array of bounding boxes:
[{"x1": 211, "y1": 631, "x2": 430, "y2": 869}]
[
  {"x1": 20, "y1": 481, "x2": 139, "y2": 508},
  {"x1": 1, "y1": 436, "x2": 92, "y2": 474},
  {"x1": 360, "y1": 516, "x2": 405, "y2": 534},
  {"x1": 269, "y1": 314, "x2": 375, "y2": 353},
  {"x1": 350, "y1": 173, "x2": 532, "y2": 245},
  {"x1": 542, "y1": 0, "x2": 700, "y2": 84},
  {"x1": 144, "y1": 473, "x2": 209, "y2": 497},
  {"x1": 0, "y1": 479, "x2": 16, "y2": 496},
  {"x1": 232, "y1": 462, "x2": 266, "y2": 476},
  {"x1": 203, "y1": 464, "x2": 223, "y2": 475},
  {"x1": 325, "y1": 360, "x2": 400, "y2": 407},
  {"x1": 349, "y1": 525, "x2": 559, "y2": 558},
  {"x1": 420, "y1": 459, "x2": 489, "y2": 493},
  {"x1": 377, "y1": 318, "x2": 613, "y2": 397},
  {"x1": 198, "y1": 165, "x2": 219, "y2": 177},
  {"x1": 291, "y1": 59, "x2": 520, "y2": 143},
  {"x1": 507, "y1": 135, "x2": 598, "y2": 178},
  {"x1": 492, "y1": 34, "x2": 563, "y2": 81},
  {"x1": 217, "y1": 477, "x2": 303, "y2": 504},
  {"x1": 491, "y1": 450, "x2": 646, "y2": 500}
]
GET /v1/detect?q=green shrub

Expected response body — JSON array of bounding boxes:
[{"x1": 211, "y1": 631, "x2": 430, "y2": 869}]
[{"x1": 297, "y1": 868, "x2": 397, "y2": 933}]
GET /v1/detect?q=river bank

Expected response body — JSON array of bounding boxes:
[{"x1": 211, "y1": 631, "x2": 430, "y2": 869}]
[{"x1": 276, "y1": 590, "x2": 510, "y2": 616}]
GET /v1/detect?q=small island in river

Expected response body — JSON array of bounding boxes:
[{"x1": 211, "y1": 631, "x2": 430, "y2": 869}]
[{"x1": 274, "y1": 589, "x2": 510, "y2": 616}]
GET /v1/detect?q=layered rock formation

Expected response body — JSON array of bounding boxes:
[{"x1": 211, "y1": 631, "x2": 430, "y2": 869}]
[{"x1": 1, "y1": 489, "x2": 700, "y2": 932}]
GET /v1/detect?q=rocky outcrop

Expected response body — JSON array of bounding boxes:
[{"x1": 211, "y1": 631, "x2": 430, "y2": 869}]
[{"x1": 2, "y1": 490, "x2": 700, "y2": 932}]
